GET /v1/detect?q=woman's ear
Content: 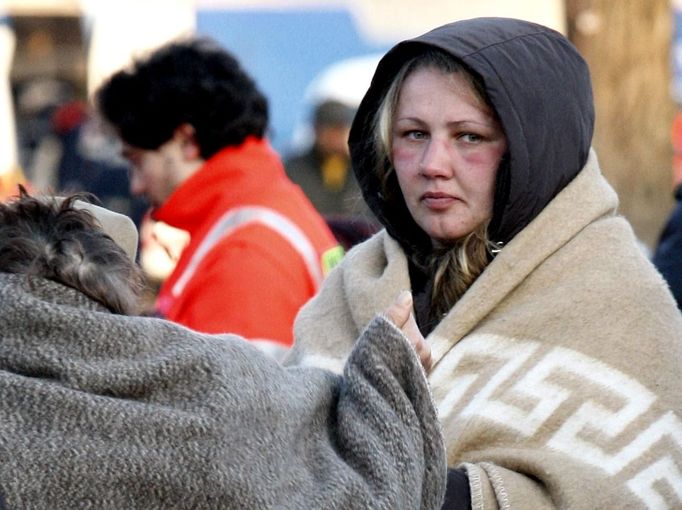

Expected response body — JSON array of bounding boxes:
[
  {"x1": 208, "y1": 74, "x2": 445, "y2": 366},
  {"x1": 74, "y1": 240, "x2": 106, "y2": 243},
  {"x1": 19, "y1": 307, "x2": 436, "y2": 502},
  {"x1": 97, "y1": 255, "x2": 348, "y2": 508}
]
[{"x1": 174, "y1": 123, "x2": 201, "y2": 161}]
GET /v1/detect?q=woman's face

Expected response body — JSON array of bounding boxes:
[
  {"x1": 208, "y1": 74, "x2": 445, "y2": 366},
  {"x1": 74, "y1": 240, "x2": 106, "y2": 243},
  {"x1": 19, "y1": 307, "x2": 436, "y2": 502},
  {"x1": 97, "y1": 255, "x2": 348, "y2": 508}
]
[{"x1": 391, "y1": 66, "x2": 507, "y2": 245}]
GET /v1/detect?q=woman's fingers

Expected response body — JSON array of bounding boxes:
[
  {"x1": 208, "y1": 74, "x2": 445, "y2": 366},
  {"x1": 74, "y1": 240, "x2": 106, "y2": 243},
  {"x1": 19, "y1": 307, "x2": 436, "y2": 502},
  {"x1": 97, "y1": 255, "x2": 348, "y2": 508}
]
[
  {"x1": 385, "y1": 290, "x2": 413, "y2": 329},
  {"x1": 385, "y1": 291, "x2": 432, "y2": 372},
  {"x1": 405, "y1": 312, "x2": 432, "y2": 371}
]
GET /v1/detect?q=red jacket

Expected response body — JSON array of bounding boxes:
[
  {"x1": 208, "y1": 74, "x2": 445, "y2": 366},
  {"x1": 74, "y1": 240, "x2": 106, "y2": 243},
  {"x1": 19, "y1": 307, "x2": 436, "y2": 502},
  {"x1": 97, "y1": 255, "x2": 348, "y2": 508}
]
[{"x1": 153, "y1": 137, "x2": 342, "y2": 345}]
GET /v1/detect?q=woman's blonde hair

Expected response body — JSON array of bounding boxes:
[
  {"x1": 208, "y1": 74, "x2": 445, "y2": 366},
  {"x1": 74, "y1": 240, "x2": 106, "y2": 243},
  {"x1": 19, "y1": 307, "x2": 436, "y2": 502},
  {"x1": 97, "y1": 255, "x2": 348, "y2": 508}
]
[{"x1": 373, "y1": 49, "x2": 500, "y2": 323}]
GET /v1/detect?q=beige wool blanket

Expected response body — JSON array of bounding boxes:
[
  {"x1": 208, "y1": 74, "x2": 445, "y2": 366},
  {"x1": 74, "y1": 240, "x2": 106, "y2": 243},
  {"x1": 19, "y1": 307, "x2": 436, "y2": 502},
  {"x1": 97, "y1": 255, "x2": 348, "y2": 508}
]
[
  {"x1": 286, "y1": 153, "x2": 682, "y2": 509},
  {"x1": 0, "y1": 273, "x2": 446, "y2": 509}
]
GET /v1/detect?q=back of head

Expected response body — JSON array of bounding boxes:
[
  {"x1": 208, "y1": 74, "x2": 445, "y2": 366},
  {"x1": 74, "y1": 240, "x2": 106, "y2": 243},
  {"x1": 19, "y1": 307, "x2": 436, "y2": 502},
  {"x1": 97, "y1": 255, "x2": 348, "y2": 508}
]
[
  {"x1": 313, "y1": 99, "x2": 355, "y2": 129},
  {"x1": 0, "y1": 187, "x2": 146, "y2": 315},
  {"x1": 95, "y1": 36, "x2": 269, "y2": 159},
  {"x1": 311, "y1": 99, "x2": 355, "y2": 158}
]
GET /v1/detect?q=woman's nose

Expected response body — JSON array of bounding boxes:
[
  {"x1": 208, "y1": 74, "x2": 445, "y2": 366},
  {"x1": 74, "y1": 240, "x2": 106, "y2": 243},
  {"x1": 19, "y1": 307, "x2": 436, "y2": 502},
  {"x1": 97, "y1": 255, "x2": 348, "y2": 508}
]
[{"x1": 419, "y1": 139, "x2": 453, "y2": 177}]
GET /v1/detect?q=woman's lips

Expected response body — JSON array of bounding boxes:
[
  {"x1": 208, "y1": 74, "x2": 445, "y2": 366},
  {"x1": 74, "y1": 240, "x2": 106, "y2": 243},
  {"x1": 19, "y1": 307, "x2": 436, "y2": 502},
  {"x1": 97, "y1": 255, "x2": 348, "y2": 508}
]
[{"x1": 422, "y1": 192, "x2": 458, "y2": 210}]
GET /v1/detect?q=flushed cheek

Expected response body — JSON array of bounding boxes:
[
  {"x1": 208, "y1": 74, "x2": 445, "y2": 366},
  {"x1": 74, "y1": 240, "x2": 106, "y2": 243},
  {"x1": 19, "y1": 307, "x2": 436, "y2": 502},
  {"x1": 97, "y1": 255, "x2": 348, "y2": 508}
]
[
  {"x1": 393, "y1": 147, "x2": 422, "y2": 181},
  {"x1": 392, "y1": 148, "x2": 418, "y2": 174},
  {"x1": 460, "y1": 147, "x2": 502, "y2": 167}
]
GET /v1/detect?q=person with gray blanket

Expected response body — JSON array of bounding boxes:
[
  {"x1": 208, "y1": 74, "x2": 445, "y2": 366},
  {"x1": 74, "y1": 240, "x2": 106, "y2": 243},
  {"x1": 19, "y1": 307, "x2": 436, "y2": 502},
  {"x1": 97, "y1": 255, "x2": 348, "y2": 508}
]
[{"x1": 0, "y1": 188, "x2": 445, "y2": 509}]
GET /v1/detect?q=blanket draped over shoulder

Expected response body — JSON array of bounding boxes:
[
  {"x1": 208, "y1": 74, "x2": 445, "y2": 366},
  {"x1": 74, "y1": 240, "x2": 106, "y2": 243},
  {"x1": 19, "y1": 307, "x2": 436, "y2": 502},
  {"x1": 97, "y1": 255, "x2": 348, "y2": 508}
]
[
  {"x1": 285, "y1": 155, "x2": 682, "y2": 509},
  {"x1": 0, "y1": 273, "x2": 445, "y2": 509}
]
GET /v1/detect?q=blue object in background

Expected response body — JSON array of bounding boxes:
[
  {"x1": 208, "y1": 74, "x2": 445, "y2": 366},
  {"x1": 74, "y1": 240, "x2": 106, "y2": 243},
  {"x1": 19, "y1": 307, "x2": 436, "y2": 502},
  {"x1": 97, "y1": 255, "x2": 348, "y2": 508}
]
[{"x1": 196, "y1": 8, "x2": 391, "y2": 155}]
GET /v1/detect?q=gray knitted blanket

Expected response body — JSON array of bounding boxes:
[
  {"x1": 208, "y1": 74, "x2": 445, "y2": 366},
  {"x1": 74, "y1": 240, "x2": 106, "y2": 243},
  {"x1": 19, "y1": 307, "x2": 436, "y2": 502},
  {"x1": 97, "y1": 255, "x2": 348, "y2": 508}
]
[{"x1": 0, "y1": 273, "x2": 445, "y2": 509}]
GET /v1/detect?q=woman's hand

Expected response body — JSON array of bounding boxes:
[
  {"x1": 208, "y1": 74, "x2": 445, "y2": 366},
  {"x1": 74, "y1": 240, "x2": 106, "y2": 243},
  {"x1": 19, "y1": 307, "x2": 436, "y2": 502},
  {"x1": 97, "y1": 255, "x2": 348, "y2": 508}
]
[{"x1": 385, "y1": 291, "x2": 432, "y2": 372}]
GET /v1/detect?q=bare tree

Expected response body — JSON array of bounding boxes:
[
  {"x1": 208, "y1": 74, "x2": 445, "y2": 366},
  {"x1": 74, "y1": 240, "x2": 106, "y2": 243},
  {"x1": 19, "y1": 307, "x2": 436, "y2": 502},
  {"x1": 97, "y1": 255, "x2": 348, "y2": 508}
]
[{"x1": 566, "y1": 0, "x2": 677, "y2": 248}]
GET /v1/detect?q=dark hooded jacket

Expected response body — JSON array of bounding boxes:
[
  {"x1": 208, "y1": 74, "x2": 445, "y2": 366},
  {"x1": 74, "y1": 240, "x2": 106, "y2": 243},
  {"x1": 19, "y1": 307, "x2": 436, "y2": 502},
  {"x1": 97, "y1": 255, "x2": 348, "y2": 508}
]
[
  {"x1": 349, "y1": 17, "x2": 594, "y2": 254},
  {"x1": 653, "y1": 184, "x2": 682, "y2": 310},
  {"x1": 286, "y1": 17, "x2": 682, "y2": 510}
]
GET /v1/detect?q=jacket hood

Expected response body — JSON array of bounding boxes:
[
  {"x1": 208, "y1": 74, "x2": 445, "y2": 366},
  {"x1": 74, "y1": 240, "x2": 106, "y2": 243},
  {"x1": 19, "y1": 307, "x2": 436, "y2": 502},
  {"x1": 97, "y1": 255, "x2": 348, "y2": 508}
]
[{"x1": 349, "y1": 17, "x2": 595, "y2": 254}]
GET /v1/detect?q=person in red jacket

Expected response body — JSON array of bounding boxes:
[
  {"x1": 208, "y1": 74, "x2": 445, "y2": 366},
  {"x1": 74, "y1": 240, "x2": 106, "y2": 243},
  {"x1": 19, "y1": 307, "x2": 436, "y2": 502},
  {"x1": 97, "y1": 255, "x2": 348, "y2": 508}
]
[{"x1": 95, "y1": 37, "x2": 343, "y2": 352}]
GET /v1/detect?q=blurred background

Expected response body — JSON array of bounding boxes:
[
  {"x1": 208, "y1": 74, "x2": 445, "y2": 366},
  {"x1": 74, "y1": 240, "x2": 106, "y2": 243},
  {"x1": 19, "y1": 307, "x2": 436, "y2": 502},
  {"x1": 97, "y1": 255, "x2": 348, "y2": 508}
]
[{"x1": 0, "y1": 0, "x2": 680, "y2": 249}]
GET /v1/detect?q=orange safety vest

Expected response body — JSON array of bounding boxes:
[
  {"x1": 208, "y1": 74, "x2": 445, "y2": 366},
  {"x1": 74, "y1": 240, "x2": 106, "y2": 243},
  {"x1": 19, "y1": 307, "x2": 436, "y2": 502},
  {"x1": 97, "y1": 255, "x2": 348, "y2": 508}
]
[{"x1": 153, "y1": 137, "x2": 342, "y2": 346}]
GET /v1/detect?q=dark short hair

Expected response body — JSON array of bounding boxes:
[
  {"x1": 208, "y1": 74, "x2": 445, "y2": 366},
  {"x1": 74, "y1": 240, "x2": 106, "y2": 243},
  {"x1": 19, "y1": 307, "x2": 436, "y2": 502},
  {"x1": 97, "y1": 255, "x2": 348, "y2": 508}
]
[
  {"x1": 0, "y1": 187, "x2": 146, "y2": 315},
  {"x1": 95, "y1": 37, "x2": 268, "y2": 159}
]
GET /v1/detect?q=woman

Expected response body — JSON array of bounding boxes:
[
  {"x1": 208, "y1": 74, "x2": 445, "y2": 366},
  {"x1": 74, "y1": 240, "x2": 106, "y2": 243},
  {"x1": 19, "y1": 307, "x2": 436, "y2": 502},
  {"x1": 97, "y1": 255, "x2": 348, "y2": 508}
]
[
  {"x1": 0, "y1": 189, "x2": 445, "y2": 509},
  {"x1": 285, "y1": 17, "x2": 682, "y2": 509}
]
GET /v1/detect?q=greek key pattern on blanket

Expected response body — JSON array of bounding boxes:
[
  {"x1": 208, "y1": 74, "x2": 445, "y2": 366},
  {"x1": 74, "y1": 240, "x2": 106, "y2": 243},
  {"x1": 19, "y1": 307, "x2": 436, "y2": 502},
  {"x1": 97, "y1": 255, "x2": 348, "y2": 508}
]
[{"x1": 430, "y1": 334, "x2": 682, "y2": 509}]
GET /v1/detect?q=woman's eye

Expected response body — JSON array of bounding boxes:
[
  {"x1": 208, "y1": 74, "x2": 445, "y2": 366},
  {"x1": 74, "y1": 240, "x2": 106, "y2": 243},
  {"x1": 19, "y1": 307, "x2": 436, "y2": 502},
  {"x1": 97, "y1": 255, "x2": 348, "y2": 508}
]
[
  {"x1": 406, "y1": 130, "x2": 427, "y2": 140},
  {"x1": 460, "y1": 133, "x2": 482, "y2": 143}
]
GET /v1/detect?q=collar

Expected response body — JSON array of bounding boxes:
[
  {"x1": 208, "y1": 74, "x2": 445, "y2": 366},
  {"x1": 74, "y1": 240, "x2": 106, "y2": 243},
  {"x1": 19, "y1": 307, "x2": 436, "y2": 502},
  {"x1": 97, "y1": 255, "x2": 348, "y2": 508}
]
[{"x1": 152, "y1": 137, "x2": 285, "y2": 233}]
